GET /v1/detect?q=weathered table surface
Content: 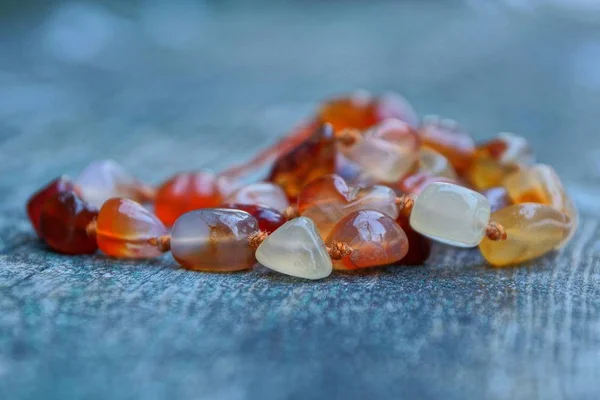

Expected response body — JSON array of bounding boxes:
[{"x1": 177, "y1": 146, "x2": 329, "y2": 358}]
[{"x1": 1, "y1": 2, "x2": 600, "y2": 399}]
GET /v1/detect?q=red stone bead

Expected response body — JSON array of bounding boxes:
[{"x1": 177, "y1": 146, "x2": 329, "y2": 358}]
[
  {"x1": 38, "y1": 191, "x2": 98, "y2": 255},
  {"x1": 26, "y1": 176, "x2": 79, "y2": 237},
  {"x1": 396, "y1": 214, "x2": 431, "y2": 265},
  {"x1": 220, "y1": 203, "x2": 286, "y2": 233}
]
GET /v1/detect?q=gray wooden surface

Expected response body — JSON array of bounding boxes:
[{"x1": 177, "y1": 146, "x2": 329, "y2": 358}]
[{"x1": 1, "y1": 2, "x2": 600, "y2": 399}]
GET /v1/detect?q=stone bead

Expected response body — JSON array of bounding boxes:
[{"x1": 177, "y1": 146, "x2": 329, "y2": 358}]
[
  {"x1": 327, "y1": 210, "x2": 409, "y2": 270},
  {"x1": 418, "y1": 147, "x2": 457, "y2": 179},
  {"x1": 154, "y1": 171, "x2": 230, "y2": 227},
  {"x1": 482, "y1": 187, "x2": 512, "y2": 213},
  {"x1": 26, "y1": 176, "x2": 79, "y2": 237},
  {"x1": 410, "y1": 182, "x2": 491, "y2": 247},
  {"x1": 76, "y1": 160, "x2": 154, "y2": 208},
  {"x1": 171, "y1": 209, "x2": 259, "y2": 272},
  {"x1": 396, "y1": 214, "x2": 431, "y2": 265},
  {"x1": 419, "y1": 116, "x2": 476, "y2": 175},
  {"x1": 38, "y1": 191, "x2": 98, "y2": 255},
  {"x1": 340, "y1": 119, "x2": 420, "y2": 183},
  {"x1": 478, "y1": 132, "x2": 534, "y2": 166},
  {"x1": 256, "y1": 217, "x2": 332, "y2": 280},
  {"x1": 479, "y1": 204, "x2": 571, "y2": 267},
  {"x1": 397, "y1": 172, "x2": 458, "y2": 195},
  {"x1": 226, "y1": 182, "x2": 289, "y2": 213},
  {"x1": 466, "y1": 157, "x2": 516, "y2": 191},
  {"x1": 219, "y1": 203, "x2": 286, "y2": 233},
  {"x1": 96, "y1": 198, "x2": 168, "y2": 258},
  {"x1": 268, "y1": 123, "x2": 336, "y2": 201},
  {"x1": 298, "y1": 174, "x2": 399, "y2": 239}
]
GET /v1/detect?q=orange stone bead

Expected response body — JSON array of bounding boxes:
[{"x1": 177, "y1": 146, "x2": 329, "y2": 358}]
[
  {"x1": 268, "y1": 123, "x2": 336, "y2": 201},
  {"x1": 155, "y1": 171, "x2": 231, "y2": 227},
  {"x1": 27, "y1": 176, "x2": 80, "y2": 237},
  {"x1": 396, "y1": 214, "x2": 431, "y2": 265},
  {"x1": 96, "y1": 198, "x2": 168, "y2": 258},
  {"x1": 327, "y1": 210, "x2": 409, "y2": 270},
  {"x1": 38, "y1": 191, "x2": 98, "y2": 255}
]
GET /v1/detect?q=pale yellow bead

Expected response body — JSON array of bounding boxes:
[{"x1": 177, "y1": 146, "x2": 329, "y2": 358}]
[
  {"x1": 418, "y1": 147, "x2": 457, "y2": 179},
  {"x1": 410, "y1": 182, "x2": 491, "y2": 247},
  {"x1": 479, "y1": 203, "x2": 571, "y2": 267}
]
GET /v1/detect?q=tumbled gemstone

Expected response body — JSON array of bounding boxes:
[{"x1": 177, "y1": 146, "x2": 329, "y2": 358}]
[
  {"x1": 466, "y1": 157, "x2": 516, "y2": 191},
  {"x1": 226, "y1": 182, "x2": 289, "y2": 213},
  {"x1": 219, "y1": 203, "x2": 286, "y2": 233},
  {"x1": 397, "y1": 172, "x2": 458, "y2": 195},
  {"x1": 418, "y1": 147, "x2": 457, "y2": 179},
  {"x1": 38, "y1": 191, "x2": 98, "y2": 255},
  {"x1": 418, "y1": 116, "x2": 476, "y2": 175},
  {"x1": 26, "y1": 176, "x2": 79, "y2": 237},
  {"x1": 477, "y1": 132, "x2": 533, "y2": 166},
  {"x1": 340, "y1": 119, "x2": 420, "y2": 183},
  {"x1": 479, "y1": 204, "x2": 571, "y2": 266},
  {"x1": 154, "y1": 171, "x2": 231, "y2": 227},
  {"x1": 76, "y1": 160, "x2": 154, "y2": 208},
  {"x1": 327, "y1": 210, "x2": 409, "y2": 270},
  {"x1": 96, "y1": 198, "x2": 168, "y2": 258},
  {"x1": 256, "y1": 217, "x2": 332, "y2": 280},
  {"x1": 482, "y1": 187, "x2": 512, "y2": 213},
  {"x1": 410, "y1": 182, "x2": 491, "y2": 247},
  {"x1": 298, "y1": 174, "x2": 399, "y2": 239},
  {"x1": 171, "y1": 209, "x2": 259, "y2": 272},
  {"x1": 396, "y1": 214, "x2": 431, "y2": 265},
  {"x1": 268, "y1": 123, "x2": 336, "y2": 201}
]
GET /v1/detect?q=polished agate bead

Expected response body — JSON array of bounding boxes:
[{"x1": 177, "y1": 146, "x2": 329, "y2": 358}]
[
  {"x1": 478, "y1": 132, "x2": 533, "y2": 166},
  {"x1": 327, "y1": 210, "x2": 408, "y2": 270},
  {"x1": 96, "y1": 198, "x2": 168, "y2": 258},
  {"x1": 410, "y1": 182, "x2": 491, "y2": 247},
  {"x1": 171, "y1": 209, "x2": 259, "y2": 272},
  {"x1": 397, "y1": 172, "x2": 458, "y2": 195},
  {"x1": 479, "y1": 204, "x2": 571, "y2": 266},
  {"x1": 396, "y1": 214, "x2": 431, "y2": 265},
  {"x1": 38, "y1": 191, "x2": 98, "y2": 254},
  {"x1": 268, "y1": 123, "x2": 336, "y2": 200},
  {"x1": 418, "y1": 147, "x2": 457, "y2": 179},
  {"x1": 26, "y1": 176, "x2": 79, "y2": 237},
  {"x1": 419, "y1": 116, "x2": 475, "y2": 175},
  {"x1": 298, "y1": 174, "x2": 399, "y2": 239},
  {"x1": 76, "y1": 160, "x2": 154, "y2": 208},
  {"x1": 340, "y1": 119, "x2": 420, "y2": 183},
  {"x1": 482, "y1": 187, "x2": 512, "y2": 213},
  {"x1": 219, "y1": 203, "x2": 286, "y2": 233},
  {"x1": 226, "y1": 182, "x2": 289, "y2": 213},
  {"x1": 154, "y1": 171, "x2": 232, "y2": 227},
  {"x1": 256, "y1": 217, "x2": 332, "y2": 280}
]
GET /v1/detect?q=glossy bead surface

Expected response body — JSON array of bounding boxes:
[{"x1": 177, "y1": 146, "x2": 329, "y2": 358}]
[
  {"x1": 38, "y1": 191, "x2": 98, "y2": 255},
  {"x1": 419, "y1": 116, "x2": 475, "y2": 175},
  {"x1": 96, "y1": 198, "x2": 168, "y2": 258},
  {"x1": 327, "y1": 210, "x2": 409, "y2": 270},
  {"x1": 256, "y1": 217, "x2": 332, "y2": 280},
  {"x1": 418, "y1": 148, "x2": 457, "y2": 179},
  {"x1": 27, "y1": 176, "x2": 79, "y2": 237},
  {"x1": 479, "y1": 204, "x2": 571, "y2": 266},
  {"x1": 226, "y1": 182, "x2": 289, "y2": 213},
  {"x1": 76, "y1": 160, "x2": 153, "y2": 208},
  {"x1": 298, "y1": 174, "x2": 399, "y2": 239},
  {"x1": 220, "y1": 203, "x2": 286, "y2": 233},
  {"x1": 396, "y1": 214, "x2": 431, "y2": 265},
  {"x1": 410, "y1": 182, "x2": 491, "y2": 247},
  {"x1": 171, "y1": 209, "x2": 259, "y2": 272},
  {"x1": 397, "y1": 172, "x2": 458, "y2": 195},
  {"x1": 155, "y1": 171, "x2": 230, "y2": 227}
]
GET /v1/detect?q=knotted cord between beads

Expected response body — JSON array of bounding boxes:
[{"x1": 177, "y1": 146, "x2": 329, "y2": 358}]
[{"x1": 248, "y1": 230, "x2": 352, "y2": 260}]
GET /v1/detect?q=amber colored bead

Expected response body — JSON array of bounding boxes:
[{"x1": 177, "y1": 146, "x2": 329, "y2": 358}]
[
  {"x1": 268, "y1": 123, "x2": 336, "y2": 201},
  {"x1": 466, "y1": 157, "x2": 517, "y2": 191},
  {"x1": 327, "y1": 210, "x2": 409, "y2": 270},
  {"x1": 419, "y1": 116, "x2": 475, "y2": 175},
  {"x1": 397, "y1": 172, "x2": 458, "y2": 195},
  {"x1": 482, "y1": 187, "x2": 512, "y2": 213},
  {"x1": 26, "y1": 176, "x2": 79, "y2": 237},
  {"x1": 96, "y1": 198, "x2": 168, "y2": 258},
  {"x1": 396, "y1": 214, "x2": 431, "y2": 265},
  {"x1": 155, "y1": 171, "x2": 229, "y2": 227},
  {"x1": 38, "y1": 191, "x2": 98, "y2": 255},
  {"x1": 220, "y1": 203, "x2": 286, "y2": 233},
  {"x1": 226, "y1": 182, "x2": 289, "y2": 213}
]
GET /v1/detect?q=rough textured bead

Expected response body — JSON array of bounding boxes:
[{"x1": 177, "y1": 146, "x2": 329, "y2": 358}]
[
  {"x1": 410, "y1": 182, "x2": 491, "y2": 247},
  {"x1": 27, "y1": 176, "x2": 79, "y2": 237},
  {"x1": 340, "y1": 119, "x2": 420, "y2": 183},
  {"x1": 298, "y1": 174, "x2": 399, "y2": 239},
  {"x1": 155, "y1": 171, "x2": 230, "y2": 227},
  {"x1": 38, "y1": 191, "x2": 98, "y2": 255},
  {"x1": 482, "y1": 187, "x2": 512, "y2": 213},
  {"x1": 268, "y1": 123, "x2": 336, "y2": 201},
  {"x1": 76, "y1": 160, "x2": 153, "y2": 208},
  {"x1": 418, "y1": 147, "x2": 457, "y2": 179},
  {"x1": 479, "y1": 204, "x2": 571, "y2": 266},
  {"x1": 396, "y1": 214, "x2": 431, "y2": 265},
  {"x1": 226, "y1": 182, "x2": 289, "y2": 213},
  {"x1": 327, "y1": 210, "x2": 409, "y2": 270},
  {"x1": 96, "y1": 198, "x2": 168, "y2": 258},
  {"x1": 171, "y1": 209, "x2": 259, "y2": 272},
  {"x1": 256, "y1": 217, "x2": 332, "y2": 280},
  {"x1": 219, "y1": 203, "x2": 286, "y2": 233},
  {"x1": 397, "y1": 172, "x2": 458, "y2": 195},
  {"x1": 419, "y1": 116, "x2": 475, "y2": 175}
]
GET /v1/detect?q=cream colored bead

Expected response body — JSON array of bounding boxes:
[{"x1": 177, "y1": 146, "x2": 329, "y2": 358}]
[
  {"x1": 410, "y1": 182, "x2": 491, "y2": 247},
  {"x1": 418, "y1": 147, "x2": 457, "y2": 179}
]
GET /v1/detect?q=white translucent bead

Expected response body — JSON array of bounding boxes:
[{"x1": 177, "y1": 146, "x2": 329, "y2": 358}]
[
  {"x1": 226, "y1": 182, "x2": 289, "y2": 213},
  {"x1": 256, "y1": 217, "x2": 332, "y2": 280},
  {"x1": 418, "y1": 147, "x2": 457, "y2": 179},
  {"x1": 410, "y1": 182, "x2": 491, "y2": 247}
]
